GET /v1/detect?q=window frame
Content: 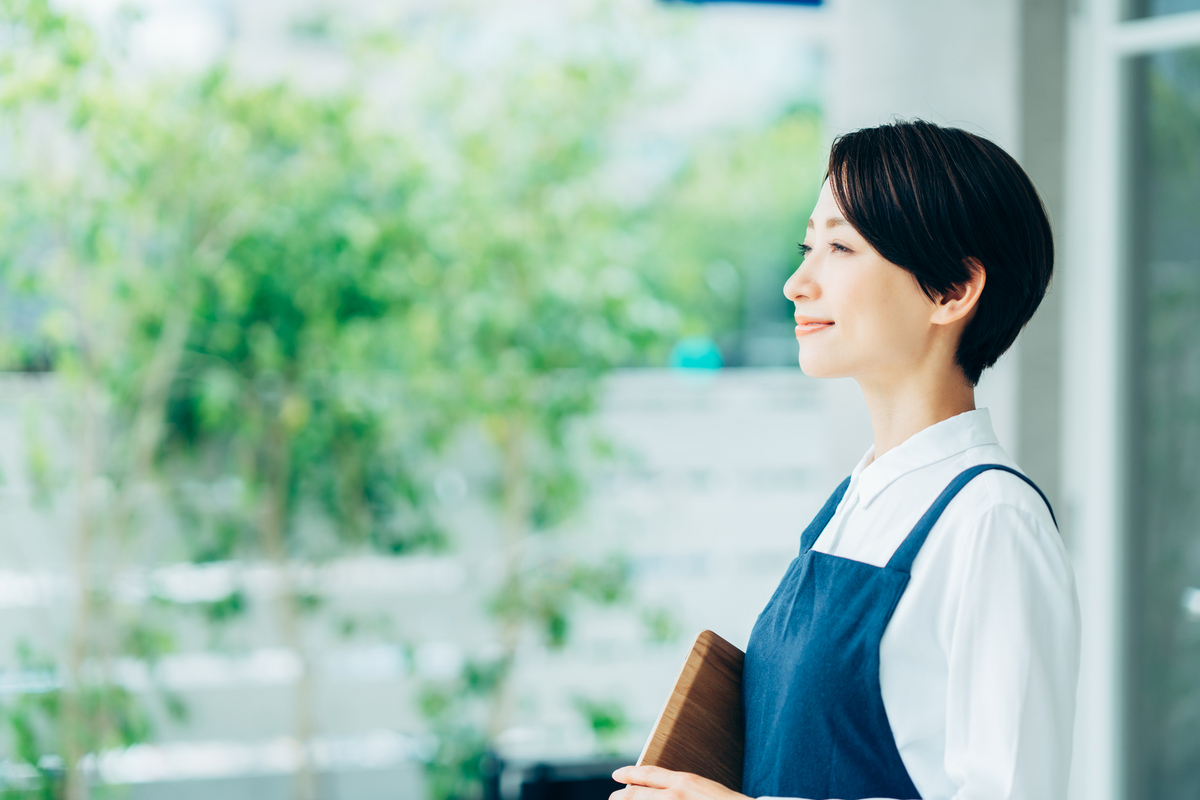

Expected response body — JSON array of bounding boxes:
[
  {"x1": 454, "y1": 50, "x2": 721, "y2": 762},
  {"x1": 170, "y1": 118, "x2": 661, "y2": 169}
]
[{"x1": 1064, "y1": 5, "x2": 1200, "y2": 800}]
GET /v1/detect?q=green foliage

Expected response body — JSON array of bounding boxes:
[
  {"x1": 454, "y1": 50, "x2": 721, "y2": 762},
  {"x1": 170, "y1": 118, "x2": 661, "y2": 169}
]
[
  {"x1": 149, "y1": 68, "x2": 444, "y2": 562},
  {"x1": 417, "y1": 658, "x2": 507, "y2": 800},
  {"x1": 121, "y1": 624, "x2": 176, "y2": 664},
  {"x1": 1, "y1": 644, "x2": 62, "y2": 800},
  {"x1": 199, "y1": 591, "x2": 247, "y2": 626},
  {"x1": 0, "y1": 3, "x2": 827, "y2": 799},
  {"x1": 573, "y1": 697, "x2": 629, "y2": 756},
  {"x1": 398, "y1": 30, "x2": 675, "y2": 800},
  {"x1": 0, "y1": 2, "x2": 449, "y2": 795},
  {"x1": 488, "y1": 555, "x2": 631, "y2": 650},
  {"x1": 0, "y1": 643, "x2": 151, "y2": 800},
  {"x1": 640, "y1": 607, "x2": 683, "y2": 645},
  {"x1": 20, "y1": 410, "x2": 54, "y2": 509}
]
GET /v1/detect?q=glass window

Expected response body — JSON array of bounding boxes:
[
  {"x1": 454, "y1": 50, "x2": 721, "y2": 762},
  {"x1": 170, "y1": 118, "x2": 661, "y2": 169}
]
[
  {"x1": 1132, "y1": 0, "x2": 1200, "y2": 17},
  {"x1": 1129, "y1": 45, "x2": 1200, "y2": 800},
  {"x1": 1133, "y1": 0, "x2": 1200, "y2": 17}
]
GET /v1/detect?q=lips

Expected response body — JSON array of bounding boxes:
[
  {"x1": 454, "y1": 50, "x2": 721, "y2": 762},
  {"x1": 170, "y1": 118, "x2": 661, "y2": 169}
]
[{"x1": 794, "y1": 316, "x2": 834, "y2": 336}]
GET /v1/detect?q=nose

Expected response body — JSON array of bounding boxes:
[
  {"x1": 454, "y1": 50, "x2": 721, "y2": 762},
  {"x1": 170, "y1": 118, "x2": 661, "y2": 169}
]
[{"x1": 783, "y1": 257, "x2": 818, "y2": 303}]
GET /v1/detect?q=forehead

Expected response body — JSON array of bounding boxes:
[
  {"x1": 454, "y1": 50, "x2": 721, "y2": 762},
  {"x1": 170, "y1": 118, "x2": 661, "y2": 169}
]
[{"x1": 807, "y1": 181, "x2": 848, "y2": 229}]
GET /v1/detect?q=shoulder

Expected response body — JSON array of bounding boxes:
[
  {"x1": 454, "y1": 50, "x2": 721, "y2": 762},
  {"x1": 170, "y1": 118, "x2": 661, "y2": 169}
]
[
  {"x1": 954, "y1": 465, "x2": 1059, "y2": 537},
  {"x1": 915, "y1": 460, "x2": 1074, "y2": 606},
  {"x1": 905, "y1": 466, "x2": 1079, "y2": 662}
]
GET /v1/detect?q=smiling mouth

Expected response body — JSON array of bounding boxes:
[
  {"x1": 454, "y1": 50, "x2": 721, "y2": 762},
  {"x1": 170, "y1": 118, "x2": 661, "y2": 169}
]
[{"x1": 795, "y1": 321, "x2": 834, "y2": 336}]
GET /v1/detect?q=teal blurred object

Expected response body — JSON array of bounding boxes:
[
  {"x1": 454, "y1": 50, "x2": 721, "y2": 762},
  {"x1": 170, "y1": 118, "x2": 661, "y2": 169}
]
[{"x1": 669, "y1": 337, "x2": 723, "y2": 371}]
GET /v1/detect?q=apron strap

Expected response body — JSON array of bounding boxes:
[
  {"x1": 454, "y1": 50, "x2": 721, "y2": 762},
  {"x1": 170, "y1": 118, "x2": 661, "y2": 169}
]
[
  {"x1": 886, "y1": 464, "x2": 1058, "y2": 573},
  {"x1": 800, "y1": 476, "x2": 852, "y2": 553}
]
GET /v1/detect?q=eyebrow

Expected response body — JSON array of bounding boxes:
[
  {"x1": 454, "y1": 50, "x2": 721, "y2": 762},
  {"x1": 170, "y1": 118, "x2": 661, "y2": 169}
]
[{"x1": 806, "y1": 217, "x2": 850, "y2": 229}]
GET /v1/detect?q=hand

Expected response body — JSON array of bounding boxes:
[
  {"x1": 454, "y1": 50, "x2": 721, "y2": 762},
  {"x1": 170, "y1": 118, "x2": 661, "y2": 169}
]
[{"x1": 610, "y1": 765, "x2": 750, "y2": 800}]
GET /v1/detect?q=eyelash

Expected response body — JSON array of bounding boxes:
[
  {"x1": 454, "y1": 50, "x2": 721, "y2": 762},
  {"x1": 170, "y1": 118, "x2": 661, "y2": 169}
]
[{"x1": 797, "y1": 242, "x2": 851, "y2": 257}]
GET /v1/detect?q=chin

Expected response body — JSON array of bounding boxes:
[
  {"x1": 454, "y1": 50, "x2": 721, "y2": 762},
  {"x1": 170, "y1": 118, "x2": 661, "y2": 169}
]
[{"x1": 796, "y1": 353, "x2": 843, "y2": 379}]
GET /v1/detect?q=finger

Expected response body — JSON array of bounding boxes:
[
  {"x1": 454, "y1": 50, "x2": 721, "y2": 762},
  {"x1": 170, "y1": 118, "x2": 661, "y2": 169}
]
[
  {"x1": 612, "y1": 764, "x2": 677, "y2": 790},
  {"x1": 611, "y1": 765, "x2": 636, "y2": 783},
  {"x1": 609, "y1": 785, "x2": 637, "y2": 800},
  {"x1": 612, "y1": 784, "x2": 660, "y2": 800}
]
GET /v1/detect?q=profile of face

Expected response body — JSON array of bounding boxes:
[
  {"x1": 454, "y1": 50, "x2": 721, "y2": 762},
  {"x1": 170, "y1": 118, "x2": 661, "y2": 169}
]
[{"x1": 783, "y1": 180, "x2": 979, "y2": 385}]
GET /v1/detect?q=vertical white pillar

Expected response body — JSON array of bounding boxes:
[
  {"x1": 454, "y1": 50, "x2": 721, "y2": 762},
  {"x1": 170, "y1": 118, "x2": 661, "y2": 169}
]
[{"x1": 1063, "y1": 1, "x2": 1129, "y2": 799}]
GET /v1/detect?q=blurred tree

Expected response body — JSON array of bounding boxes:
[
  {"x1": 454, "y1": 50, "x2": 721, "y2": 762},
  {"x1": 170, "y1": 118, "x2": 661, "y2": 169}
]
[
  {"x1": 144, "y1": 72, "x2": 446, "y2": 800},
  {"x1": 0, "y1": 3, "x2": 828, "y2": 800},
  {"x1": 0, "y1": 3, "x2": 445, "y2": 799},
  {"x1": 0, "y1": 3, "x2": 199, "y2": 798},
  {"x1": 403, "y1": 42, "x2": 669, "y2": 799},
  {"x1": 406, "y1": 29, "x2": 826, "y2": 797}
]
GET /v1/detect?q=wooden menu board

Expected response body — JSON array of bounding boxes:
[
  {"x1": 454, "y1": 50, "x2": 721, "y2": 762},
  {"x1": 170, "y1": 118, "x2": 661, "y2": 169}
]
[{"x1": 636, "y1": 630, "x2": 745, "y2": 792}]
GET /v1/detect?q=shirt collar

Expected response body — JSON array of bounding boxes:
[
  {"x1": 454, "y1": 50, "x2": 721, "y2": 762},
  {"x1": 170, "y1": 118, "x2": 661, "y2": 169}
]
[{"x1": 849, "y1": 408, "x2": 1000, "y2": 509}]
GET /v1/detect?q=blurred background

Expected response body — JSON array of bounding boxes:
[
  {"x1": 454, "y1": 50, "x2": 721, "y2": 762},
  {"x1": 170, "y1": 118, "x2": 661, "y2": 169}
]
[{"x1": 0, "y1": 0, "x2": 1195, "y2": 799}]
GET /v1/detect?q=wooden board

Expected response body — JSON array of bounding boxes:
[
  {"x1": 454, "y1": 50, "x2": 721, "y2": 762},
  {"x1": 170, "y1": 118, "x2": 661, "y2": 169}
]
[{"x1": 636, "y1": 630, "x2": 745, "y2": 792}]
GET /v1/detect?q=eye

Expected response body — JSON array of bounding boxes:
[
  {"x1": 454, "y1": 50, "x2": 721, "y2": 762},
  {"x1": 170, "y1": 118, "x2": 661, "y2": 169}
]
[
  {"x1": 831, "y1": 242, "x2": 852, "y2": 254},
  {"x1": 797, "y1": 242, "x2": 812, "y2": 258}
]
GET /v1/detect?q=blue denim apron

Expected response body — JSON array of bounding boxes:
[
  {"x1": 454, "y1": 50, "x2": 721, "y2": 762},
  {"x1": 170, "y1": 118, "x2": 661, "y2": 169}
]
[{"x1": 742, "y1": 464, "x2": 1056, "y2": 799}]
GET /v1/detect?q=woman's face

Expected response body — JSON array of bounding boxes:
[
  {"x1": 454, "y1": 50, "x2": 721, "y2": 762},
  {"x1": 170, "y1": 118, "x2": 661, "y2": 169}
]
[{"x1": 784, "y1": 180, "x2": 942, "y2": 382}]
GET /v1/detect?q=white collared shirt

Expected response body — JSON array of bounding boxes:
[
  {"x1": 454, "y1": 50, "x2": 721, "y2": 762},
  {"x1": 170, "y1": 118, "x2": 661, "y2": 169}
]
[{"x1": 771, "y1": 408, "x2": 1080, "y2": 800}]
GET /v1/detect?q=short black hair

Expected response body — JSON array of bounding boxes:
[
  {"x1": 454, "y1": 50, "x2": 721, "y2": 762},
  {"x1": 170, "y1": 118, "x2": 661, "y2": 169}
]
[{"x1": 826, "y1": 119, "x2": 1053, "y2": 386}]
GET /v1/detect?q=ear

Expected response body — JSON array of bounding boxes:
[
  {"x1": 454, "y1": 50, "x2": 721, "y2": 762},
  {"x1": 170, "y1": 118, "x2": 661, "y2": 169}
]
[{"x1": 930, "y1": 258, "x2": 986, "y2": 326}]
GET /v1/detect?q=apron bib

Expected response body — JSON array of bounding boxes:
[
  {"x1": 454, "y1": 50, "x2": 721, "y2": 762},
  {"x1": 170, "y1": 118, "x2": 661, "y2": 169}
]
[{"x1": 742, "y1": 464, "x2": 1056, "y2": 799}]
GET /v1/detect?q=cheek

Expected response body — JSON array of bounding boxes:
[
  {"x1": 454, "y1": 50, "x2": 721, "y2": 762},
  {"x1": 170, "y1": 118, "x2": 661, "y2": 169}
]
[
  {"x1": 794, "y1": 261, "x2": 934, "y2": 378},
  {"x1": 837, "y1": 271, "x2": 931, "y2": 360},
  {"x1": 865, "y1": 290, "x2": 926, "y2": 347}
]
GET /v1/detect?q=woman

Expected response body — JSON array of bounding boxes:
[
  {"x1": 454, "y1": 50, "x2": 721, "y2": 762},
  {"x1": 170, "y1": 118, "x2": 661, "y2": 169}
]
[{"x1": 612, "y1": 120, "x2": 1080, "y2": 800}]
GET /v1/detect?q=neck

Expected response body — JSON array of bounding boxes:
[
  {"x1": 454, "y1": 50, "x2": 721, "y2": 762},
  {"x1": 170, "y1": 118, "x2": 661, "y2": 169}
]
[{"x1": 857, "y1": 365, "x2": 977, "y2": 464}]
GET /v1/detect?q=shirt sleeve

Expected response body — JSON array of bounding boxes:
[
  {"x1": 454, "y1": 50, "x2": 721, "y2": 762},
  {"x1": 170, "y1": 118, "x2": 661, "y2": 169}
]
[{"x1": 938, "y1": 502, "x2": 1081, "y2": 800}]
